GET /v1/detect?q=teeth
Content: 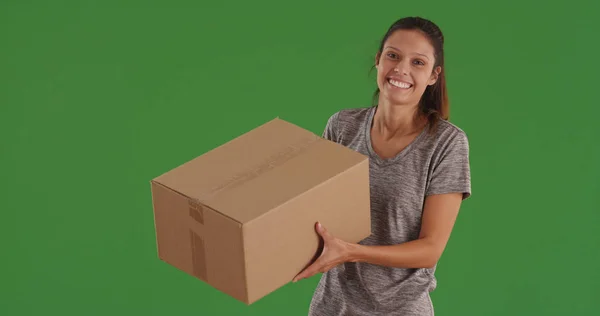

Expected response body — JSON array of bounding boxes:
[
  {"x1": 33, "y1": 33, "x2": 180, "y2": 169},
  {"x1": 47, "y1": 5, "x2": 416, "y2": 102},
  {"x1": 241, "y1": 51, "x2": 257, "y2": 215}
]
[{"x1": 388, "y1": 79, "x2": 412, "y2": 88}]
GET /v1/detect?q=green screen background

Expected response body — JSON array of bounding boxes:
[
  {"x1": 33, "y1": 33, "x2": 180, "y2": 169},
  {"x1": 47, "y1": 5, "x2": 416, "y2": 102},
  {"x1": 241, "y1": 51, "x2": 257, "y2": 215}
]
[{"x1": 2, "y1": 0, "x2": 599, "y2": 315}]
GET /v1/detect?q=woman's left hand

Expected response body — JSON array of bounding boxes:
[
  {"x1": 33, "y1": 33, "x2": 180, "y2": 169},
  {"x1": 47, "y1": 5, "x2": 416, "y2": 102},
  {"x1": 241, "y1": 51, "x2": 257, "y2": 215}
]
[{"x1": 293, "y1": 222, "x2": 356, "y2": 282}]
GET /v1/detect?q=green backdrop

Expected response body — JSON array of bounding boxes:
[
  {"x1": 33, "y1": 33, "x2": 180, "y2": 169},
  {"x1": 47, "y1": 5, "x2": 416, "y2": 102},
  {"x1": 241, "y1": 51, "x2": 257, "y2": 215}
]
[{"x1": 2, "y1": 0, "x2": 599, "y2": 315}]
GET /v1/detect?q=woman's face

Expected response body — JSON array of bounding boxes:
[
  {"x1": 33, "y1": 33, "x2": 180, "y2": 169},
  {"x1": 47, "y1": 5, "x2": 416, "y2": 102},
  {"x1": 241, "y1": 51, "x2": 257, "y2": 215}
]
[{"x1": 375, "y1": 29, "x2": 441, "y2": 108}]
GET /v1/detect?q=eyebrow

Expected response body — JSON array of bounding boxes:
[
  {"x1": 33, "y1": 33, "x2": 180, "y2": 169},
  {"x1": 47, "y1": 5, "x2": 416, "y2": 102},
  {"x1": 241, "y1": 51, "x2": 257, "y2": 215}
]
[{"x1": 384, "y1": 46, "x2": 430, "y2": 60}]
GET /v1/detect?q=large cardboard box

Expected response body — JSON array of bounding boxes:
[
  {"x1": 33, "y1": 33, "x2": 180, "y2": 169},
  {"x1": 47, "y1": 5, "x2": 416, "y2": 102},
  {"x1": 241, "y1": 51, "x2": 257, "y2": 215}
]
[{"x1": 150, "y1": 117, "x2": 371, "y2": 305}]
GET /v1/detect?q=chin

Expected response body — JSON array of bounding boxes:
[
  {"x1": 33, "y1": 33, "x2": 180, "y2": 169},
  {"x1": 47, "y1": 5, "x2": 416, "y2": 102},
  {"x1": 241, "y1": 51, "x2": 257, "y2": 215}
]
[
  {"x1": 381, "y1": 92, "x2": 414, "y2": 106},
  {"x1": 390, "y1": 100, "x2": 416, "y2": 107}
]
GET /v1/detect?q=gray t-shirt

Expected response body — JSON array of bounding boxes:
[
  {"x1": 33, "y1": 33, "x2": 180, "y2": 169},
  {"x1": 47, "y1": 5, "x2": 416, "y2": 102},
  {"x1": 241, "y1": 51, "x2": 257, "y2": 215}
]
[{"x1": 308, "y1": 106, "x2": 472, "y2": 316}]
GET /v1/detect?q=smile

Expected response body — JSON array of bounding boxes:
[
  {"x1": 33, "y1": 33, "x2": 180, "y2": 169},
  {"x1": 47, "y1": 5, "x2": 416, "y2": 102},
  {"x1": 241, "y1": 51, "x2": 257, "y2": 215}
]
[{"x1": 387, "y1": 78, "x2": 413, "y2": 89}]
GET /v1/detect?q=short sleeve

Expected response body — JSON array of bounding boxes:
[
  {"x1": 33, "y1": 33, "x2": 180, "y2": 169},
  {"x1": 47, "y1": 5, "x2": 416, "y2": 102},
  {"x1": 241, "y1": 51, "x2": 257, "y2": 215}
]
[
  {"x1": 322, "y1": 112, "x2": 339, "y2": 142},
  {"x1": 426, "y1": 130, "x2": 472, "y2": 200}
]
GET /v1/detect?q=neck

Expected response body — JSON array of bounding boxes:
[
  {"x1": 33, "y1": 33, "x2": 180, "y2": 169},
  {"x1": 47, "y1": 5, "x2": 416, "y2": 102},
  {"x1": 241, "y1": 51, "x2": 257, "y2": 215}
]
[{"x1": 372, "y1": 99, "x2": 425, "y2": 141}]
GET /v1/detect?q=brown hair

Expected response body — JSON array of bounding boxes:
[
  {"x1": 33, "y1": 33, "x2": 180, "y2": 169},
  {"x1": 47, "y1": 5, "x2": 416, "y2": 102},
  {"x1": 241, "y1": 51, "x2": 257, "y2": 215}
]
[{"x1": 372, "y1": 17, "x2": 449, "y2": 132}]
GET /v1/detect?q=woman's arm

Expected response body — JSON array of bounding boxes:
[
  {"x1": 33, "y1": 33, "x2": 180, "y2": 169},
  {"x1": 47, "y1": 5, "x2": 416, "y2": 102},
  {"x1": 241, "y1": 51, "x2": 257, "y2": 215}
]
[
  {"x1": 349, "y1": 192, "x2": 464, "y2": 268},
  {"x1": 293, "y1": 192, "x2": 464, "y2": 282}
]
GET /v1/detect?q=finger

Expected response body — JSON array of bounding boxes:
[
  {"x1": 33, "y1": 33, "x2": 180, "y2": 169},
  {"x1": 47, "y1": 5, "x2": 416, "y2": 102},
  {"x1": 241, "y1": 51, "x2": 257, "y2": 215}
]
[
  {"x1": 294, "y1": 259, "x2": 339, "y2": 283},
  {"x1": 301, "y1": 266, "x2": 321, "y2": 280},
  {"x1": 293, "y1": 268, "x2": 309, "y2": 283},
  {"x1": 316, "y1": 222, "x2": 331, "y2": 239},
  {"x1": 293, "y1": 259, "x2": 323, "y2": 282},
  {"x1": 293, "y1": 266, "x2": 308, "y2": 282},
  {"x1": 294, "y1": 262, "x2": 319, "y2": 282}
]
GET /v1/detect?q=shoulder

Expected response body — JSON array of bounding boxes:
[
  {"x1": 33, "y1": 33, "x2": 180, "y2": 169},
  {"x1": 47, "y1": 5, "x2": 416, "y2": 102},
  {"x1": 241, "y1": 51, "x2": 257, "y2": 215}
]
[
  {"x1": 325, "y1": 106, "x2": 373, "y2": 133},
  {"x1": 322, "y1": 106, "x2": 372, "y2": 143},
  {"x1": 424, "y1": 119, "x2": 472, "y2": 199},
  {"x1": 433, "y1": 119, "x2": 468, "y2": 139},
  {"x1": 333, "y1": 106, "x2": 372, "y2": 120},
  {"x1": 420, "y1": 119, "x2": 471, "y2": 170},
  {"x1": 427, "y1": 119, "x2": 470, "y2": 150}
]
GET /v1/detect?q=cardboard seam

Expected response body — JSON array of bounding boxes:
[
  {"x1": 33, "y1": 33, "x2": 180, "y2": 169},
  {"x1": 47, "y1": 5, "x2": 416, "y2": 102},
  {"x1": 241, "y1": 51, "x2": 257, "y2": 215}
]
[
  {"x1": 190, "y1": 230, "x2": 208, "y2": 281},
  {"x1": 150, "y1": 118, "x2": 324, "y2": 225},
  {"x1": 243, "y1": 155, "x2": 369, "y2": 226},
  {"x1": 200, "y1": 134, "x2": 320, "y2": 202},
  {"x1": 225, "y1": 138, "x2": 362, "y2": 224},
  {"x1": 150, "y1": 118, "x2": 284, "y2": 184}
]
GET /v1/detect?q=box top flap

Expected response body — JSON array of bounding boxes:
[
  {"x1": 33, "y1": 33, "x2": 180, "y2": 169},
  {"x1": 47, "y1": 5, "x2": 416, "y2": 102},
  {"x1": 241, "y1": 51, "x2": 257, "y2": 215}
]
[{"x1": 152, "y1": 117, "x2": 367, "y2": 223}]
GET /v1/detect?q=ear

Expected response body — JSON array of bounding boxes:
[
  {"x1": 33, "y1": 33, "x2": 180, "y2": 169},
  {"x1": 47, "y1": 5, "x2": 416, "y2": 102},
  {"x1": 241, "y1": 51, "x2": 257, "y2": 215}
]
[
  {"x1": 428, "y1": 66, "x2": 442, "y2": 86},
  {"x1": 375, "y1": 51, "x2": 381, "y2": 67}
]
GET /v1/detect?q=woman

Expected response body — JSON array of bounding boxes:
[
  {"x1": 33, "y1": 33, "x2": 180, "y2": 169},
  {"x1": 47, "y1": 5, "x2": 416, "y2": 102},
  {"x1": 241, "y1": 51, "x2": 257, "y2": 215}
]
[{"x1": 293, "y1": 17, "x2": 472, "y2": 315}]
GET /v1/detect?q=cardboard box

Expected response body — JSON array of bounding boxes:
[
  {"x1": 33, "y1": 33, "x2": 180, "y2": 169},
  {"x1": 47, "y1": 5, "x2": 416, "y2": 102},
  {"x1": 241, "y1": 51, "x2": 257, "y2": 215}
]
[{"x1": 150, "y1": 117, "x2": 371, "y2": 304}]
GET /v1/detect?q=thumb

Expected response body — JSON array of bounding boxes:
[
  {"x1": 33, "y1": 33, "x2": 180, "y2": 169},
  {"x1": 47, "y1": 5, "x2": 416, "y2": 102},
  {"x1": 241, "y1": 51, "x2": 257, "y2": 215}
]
[{"x1": 316, "y1": 222, "x2": 330, "y2": 238}]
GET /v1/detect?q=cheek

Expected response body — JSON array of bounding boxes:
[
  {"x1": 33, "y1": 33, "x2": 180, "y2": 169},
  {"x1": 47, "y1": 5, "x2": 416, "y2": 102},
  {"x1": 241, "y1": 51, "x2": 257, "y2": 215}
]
[
  {"x1": 377, "y1": 64, "x2": 393, "y2": 81},
  {"x1": 414, "y1": 73, "x2": 432, "y2": 88},
  {"x1": 377, "y1": 70, "x2": 387, "y2": 86}
]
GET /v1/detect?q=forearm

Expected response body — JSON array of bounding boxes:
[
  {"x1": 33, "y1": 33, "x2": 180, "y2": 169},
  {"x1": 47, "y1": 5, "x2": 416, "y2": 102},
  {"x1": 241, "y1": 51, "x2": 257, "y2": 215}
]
[{"x1": 347, "y1": 238, "x2": 440, "y2": 269}]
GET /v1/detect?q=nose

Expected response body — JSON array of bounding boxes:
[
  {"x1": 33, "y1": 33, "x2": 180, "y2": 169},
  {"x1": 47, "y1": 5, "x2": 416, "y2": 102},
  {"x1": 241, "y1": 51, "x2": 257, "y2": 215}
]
[{"x1": 393, "y1": 60, "x2": 410, "y2": 75}]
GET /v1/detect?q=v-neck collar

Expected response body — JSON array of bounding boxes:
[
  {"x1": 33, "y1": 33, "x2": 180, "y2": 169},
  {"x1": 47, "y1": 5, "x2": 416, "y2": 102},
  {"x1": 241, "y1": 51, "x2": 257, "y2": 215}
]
[{"x1": 364, "y1": 106, "x2": 429, "y2": 166}]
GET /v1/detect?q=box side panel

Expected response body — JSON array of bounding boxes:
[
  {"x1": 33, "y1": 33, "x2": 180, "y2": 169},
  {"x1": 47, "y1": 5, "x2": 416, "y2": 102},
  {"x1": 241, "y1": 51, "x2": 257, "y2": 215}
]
[
  {"x1": 204, "y1": 210, "x2": 248, "y2": 303},
  {"x1": 151, "y1": 181, "x2": 200, "y2": 277},
  {"x1": 242, "y1": 159, "x2": 371, "y2": 304},
  {"x1": 150, "y1": 182, "x2": 247, "y2": 303}
]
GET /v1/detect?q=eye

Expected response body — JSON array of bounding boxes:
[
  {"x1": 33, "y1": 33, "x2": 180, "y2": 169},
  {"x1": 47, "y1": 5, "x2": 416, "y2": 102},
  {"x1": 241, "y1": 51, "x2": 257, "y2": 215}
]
[
  {"x1": 413, "y1": 59, "x2": 425, "y2": 66},
  {"x1": 386, "y1": 52, "x2": 398, "y2": 59}
]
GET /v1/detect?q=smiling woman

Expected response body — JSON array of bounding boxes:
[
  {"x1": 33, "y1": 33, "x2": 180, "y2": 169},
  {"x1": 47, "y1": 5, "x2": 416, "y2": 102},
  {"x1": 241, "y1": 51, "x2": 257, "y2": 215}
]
[{"x1": 293, "y1": 17, "x2": 472, "y2": 316}]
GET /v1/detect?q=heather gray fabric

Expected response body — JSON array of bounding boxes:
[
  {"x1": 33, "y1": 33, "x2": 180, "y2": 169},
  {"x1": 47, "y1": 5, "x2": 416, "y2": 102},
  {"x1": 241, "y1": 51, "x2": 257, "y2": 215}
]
[{"x1": 308, "y1": 106, "x2": 472, "y2": 316}]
